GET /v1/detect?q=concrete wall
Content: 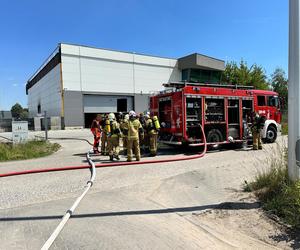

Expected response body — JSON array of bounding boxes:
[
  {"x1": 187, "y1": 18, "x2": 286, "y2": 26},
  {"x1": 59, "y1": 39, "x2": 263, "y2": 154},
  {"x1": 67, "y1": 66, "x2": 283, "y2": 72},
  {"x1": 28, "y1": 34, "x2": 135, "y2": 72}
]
[
  {"x1": 60, "y1": 43, "x2": 181, "y2": 95},
  {"x1": 64, "y1": 91, "x2": 84, "y2": 128},
  {"x1": 134, "y1": 94, "x2": 150, "y2": 113},
  {"x1": 28, "y1": 64, "x2": 62, "y2": 118}
]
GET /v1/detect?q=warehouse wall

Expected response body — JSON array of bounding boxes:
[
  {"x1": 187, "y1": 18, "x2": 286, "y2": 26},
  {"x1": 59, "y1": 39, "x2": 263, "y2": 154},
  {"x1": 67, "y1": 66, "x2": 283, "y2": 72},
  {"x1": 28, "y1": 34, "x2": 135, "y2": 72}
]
[
  {"x1": 64, "y1": 91, "x2": 84, "y2": 128},
  {"x1": 60, "y1": 44, "x2": 181, "y2": 94},
  {"x1": 28, "y1": 64, "x2": 62, "y2": 117}
]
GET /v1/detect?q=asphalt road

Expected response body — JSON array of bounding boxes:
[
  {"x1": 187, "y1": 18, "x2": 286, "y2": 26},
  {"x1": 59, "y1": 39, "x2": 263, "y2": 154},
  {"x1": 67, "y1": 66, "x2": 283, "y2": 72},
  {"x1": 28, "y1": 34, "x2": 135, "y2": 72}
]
[{"x1": 0, "y1": 130, "x2": 287, "y2": 249}]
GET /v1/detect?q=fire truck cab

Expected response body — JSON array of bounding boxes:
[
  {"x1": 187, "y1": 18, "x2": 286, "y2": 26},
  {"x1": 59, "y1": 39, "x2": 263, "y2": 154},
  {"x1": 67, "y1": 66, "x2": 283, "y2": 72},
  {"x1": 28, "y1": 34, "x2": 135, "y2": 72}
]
[{"x1": 150, "y1": 82, "x2": 281, "y2": 147}]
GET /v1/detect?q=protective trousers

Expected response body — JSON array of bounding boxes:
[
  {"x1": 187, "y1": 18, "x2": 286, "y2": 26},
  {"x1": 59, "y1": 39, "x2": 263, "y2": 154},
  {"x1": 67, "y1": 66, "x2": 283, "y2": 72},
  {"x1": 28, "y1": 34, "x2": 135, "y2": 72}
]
[
  {"x1": 123, "y1": 136, "x2": 128, "y2": 152},
  {"x1": 101, "y1": 133, "x2": 108, "y2": 154},
  {"x1": 107, "y1": 136, "x2": 120, "y2": 157},
  {"x1": 252, "y1": 130, "x2": 262, "y2": 150},
  {"x1": 149, "y1": 134, "x2": 158, "y2": 155},
  {"x1": 127, "y1": 138, "x2": 140, "y2": 161},
  {"x1": 93, "y1": 134, "x2": 100, "y2": 151}
]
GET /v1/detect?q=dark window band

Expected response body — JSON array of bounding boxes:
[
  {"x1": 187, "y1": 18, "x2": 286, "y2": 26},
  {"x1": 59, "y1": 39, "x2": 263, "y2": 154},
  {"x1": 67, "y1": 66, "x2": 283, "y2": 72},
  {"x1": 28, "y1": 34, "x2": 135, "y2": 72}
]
[{"x1": 26, "y1": 51, "x2": 61, "y2": 94}]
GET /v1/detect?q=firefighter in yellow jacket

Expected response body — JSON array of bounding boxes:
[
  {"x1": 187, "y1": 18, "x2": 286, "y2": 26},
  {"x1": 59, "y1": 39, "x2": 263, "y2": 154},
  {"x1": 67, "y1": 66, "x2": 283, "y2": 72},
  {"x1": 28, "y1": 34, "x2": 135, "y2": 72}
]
[
  {"x1": 145, "y1": 113, "x2": 159, "y2": 156},
  {"x1": 123, "y1": 111, "x2": 144, "y2": 162},
  {"x1": 120, "y1": 114, "x2": 129, "y2": 155},
  {"x1": 107, "y1": 113, "x2": 121, "y2": 161}
]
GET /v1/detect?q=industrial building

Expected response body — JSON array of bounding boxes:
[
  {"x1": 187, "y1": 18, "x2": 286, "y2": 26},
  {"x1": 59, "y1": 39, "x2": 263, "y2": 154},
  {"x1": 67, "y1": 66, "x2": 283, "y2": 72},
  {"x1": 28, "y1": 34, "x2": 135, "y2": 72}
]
[{"x1": 26, "y1": 43, "x2": 225, "y2": 129}]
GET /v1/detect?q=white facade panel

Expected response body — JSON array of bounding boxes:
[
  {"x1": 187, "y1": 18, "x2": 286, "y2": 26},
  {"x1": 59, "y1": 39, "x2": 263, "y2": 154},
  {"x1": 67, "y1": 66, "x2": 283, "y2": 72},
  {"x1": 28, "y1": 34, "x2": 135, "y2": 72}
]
[
  {"x1": 80, "y1": 57, "x2": 134, "y2": 93},
  {"x1": 134, "y1": 54, "x2": 177, "y2": 67},
  {"x1": 61, "y1": 55, "x2": 81, "y2": 91},
  {"x1": 83, "y1": 95, "x2": 133, "y2": 113},
  {"x1": 28, "y1": 64, "x2": 61, "y2": 117},
  {"x1": 61, "y1": 44, "x2": 181, "y2": 95},
  {"x1": 134, "y1": 64, "x2": 181, "y2": 93}
]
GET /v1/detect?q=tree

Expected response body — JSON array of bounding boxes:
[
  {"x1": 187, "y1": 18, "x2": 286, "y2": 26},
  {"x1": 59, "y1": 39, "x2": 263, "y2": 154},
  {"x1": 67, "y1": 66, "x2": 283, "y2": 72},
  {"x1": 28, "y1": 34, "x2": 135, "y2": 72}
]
[
  {"x1": 221, "y1": 60, "x2": 269, "y2": 90},
  {"x1": 270, "y1": 68, "x2": 288, "y2": 109},
  {"x1": 11, "y1": 103, "x2": 23, "y2": 119}
]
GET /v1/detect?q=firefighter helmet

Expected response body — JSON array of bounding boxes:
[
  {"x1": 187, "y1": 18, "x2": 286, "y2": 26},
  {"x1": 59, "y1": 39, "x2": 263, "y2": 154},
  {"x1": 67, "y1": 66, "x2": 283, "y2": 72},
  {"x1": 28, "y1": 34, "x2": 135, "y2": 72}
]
[
  {"x1": 108, "y1": 113, "x2": 115, "y2": 121},
  {"x1": 129, "y1": 110, "x2": 136, "y2": 117}
]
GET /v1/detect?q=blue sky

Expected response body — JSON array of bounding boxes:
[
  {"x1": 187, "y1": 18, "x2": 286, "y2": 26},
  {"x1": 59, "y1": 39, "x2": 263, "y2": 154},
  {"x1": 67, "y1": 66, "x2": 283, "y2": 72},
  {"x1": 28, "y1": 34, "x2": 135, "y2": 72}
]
[{"x1": 0, "y1": 0, "x2": 288, "y2": 110}]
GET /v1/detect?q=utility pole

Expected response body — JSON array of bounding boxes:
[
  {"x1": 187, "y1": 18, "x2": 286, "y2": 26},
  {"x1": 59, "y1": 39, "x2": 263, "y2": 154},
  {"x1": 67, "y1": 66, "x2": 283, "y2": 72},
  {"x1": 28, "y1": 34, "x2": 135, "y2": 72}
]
[{"x1": 288, "y1": 0, "x2": 300, "y2": 181}]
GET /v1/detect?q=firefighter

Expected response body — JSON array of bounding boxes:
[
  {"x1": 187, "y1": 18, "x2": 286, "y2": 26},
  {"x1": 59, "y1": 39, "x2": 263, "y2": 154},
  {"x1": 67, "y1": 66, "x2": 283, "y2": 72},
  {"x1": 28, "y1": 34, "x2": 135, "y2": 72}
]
[
  {"x1": 90, "y1": 114, "x2": 102, "y2": 154},
  {"x1": 101, "y1": 114, "x2": 109, "y2": 155},
  {"x1": 145, "y1": 113, "x2": 159, "y2": 156},
  {"x1": 251, "y1": 112, "x2": 265, "y2": 150},
  {"x1": 120, "y1": 114, "x2": 129, "y2": 155},
  {"x1": 107, "y1": 113, "x2": 121, "y2": 161},
  {"x1": 123, "y1": 111, "x2": 144, "y2": 162},
  {"x1": 138, "y1": 112, "x2": 147, "y2": 153}
]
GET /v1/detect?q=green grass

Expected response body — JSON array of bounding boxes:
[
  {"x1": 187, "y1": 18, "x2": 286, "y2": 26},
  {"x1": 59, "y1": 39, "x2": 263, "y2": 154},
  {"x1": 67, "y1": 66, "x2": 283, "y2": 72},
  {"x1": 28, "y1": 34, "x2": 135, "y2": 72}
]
[
  {"x1": 244, "y1": 145, "x2": 300, "y2": 229},
  {"x1": 282, "y1": 122, "x2": 288, "y2": 135},
  {"x1": 281, "y1": 111, "x2": 288, "y2": 135},
  {"x1": 0, "y1": 140, "x2": 60, "y2": 161}
]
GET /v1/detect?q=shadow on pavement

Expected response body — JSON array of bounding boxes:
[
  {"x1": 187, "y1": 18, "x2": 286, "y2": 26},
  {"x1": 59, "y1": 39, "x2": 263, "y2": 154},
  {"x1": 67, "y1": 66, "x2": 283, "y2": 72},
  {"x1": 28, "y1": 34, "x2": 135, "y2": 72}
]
[{"x1": 0, "y1": 201, "x2": 260, "y2": 222}]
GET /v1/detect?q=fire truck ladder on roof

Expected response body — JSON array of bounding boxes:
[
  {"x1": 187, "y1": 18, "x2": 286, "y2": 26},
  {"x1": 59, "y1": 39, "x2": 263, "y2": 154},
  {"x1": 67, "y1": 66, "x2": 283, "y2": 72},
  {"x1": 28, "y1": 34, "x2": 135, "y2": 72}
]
[{"x1": 163, "y1": 82, "x2": 255, "y2": 90}]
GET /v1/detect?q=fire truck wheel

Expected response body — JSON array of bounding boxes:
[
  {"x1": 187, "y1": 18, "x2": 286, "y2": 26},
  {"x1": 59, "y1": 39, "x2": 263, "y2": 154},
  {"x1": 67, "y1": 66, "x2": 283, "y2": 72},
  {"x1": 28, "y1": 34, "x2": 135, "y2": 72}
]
[
  {"x1": 265, "y1": 125, "x2": 277, "y2": 143},
  {"x1": 207, "y1": 129, "x2": 224, "y2": 143}
]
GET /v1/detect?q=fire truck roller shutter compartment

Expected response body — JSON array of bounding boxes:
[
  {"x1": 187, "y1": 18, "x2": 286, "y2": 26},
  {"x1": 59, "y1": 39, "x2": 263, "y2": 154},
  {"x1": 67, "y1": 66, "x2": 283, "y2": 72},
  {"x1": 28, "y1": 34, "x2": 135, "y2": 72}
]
[
  {"x1": 185, "y1": 95, "x2": 202, "y2": 141},
  {"x1": 227, "y1": 97, "x2": 241, "y2": 140},
  {"x1": 83, "y1": 95, "x2": 133, "y2": 128},
  {"x1": 204, "y1": 96, "x2": 226, "y2": 143}
]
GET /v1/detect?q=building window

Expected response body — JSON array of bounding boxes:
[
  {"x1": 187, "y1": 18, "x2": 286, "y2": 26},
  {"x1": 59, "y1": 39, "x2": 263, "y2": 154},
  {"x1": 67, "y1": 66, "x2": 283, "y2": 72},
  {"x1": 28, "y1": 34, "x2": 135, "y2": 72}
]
[
  {"x1": 257, "y1": 96, "x2": 266, "y2": 106},
  {"x1": 189, "y1": 69, "x2": 221, "y2": 83},
  {"x1": 182, "y1": 69, "x2": 189, "y2": 81},
  {"x1": 117, "y1": 99, "x2": 127, "y2": 112}
]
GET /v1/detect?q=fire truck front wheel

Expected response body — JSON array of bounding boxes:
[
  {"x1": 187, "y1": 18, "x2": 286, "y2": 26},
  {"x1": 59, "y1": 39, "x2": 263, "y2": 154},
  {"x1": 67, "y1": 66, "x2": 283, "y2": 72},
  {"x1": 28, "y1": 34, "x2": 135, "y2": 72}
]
[
  {"x1": 207, "y1": 129, "x2": 224, "y2": 144},
  {"x1": 265, "y1": 125, "x2": 277, "y2": 143}
]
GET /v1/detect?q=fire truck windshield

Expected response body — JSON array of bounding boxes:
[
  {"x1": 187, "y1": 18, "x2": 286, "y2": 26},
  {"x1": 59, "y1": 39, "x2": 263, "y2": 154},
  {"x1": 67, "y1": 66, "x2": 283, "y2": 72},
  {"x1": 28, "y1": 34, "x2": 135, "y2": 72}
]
[{"x1": 267, "y1": 96, "x2": 280, "y2": 108}]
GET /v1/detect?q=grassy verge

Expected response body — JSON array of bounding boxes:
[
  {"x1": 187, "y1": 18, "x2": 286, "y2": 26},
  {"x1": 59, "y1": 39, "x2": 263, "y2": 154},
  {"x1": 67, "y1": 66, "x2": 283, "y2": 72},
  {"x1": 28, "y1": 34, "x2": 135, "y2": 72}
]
[
  {"x1": 281, "y1": 111, "x2": 288, "y2": 135},
  {"x1": 0, "y1": 140, "x2": 60, "y2": 161},
  {"x1": 244, "y1": 145, "x2": 300, "y2": 229}
]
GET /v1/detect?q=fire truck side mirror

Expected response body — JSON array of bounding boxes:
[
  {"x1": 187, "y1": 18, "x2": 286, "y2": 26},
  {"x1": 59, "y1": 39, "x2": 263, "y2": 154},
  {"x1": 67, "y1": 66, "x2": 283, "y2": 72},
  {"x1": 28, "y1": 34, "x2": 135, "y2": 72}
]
[{"x1": 296, "y1": 139, "x2": 300, "y2": 167}]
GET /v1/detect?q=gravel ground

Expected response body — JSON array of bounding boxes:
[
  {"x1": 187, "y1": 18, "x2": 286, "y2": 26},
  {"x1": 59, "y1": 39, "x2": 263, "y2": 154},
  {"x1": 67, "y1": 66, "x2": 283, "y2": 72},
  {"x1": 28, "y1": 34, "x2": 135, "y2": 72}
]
[{"x1": 0, "y1": 130, "x2": 297, "y2": 249}]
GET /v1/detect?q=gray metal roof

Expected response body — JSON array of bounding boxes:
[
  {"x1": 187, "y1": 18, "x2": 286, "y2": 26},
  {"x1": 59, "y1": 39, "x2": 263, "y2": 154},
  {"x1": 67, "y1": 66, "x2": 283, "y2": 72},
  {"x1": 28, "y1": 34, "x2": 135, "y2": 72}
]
[{"x1": 178, "y1": 53, "x2": 225, "y2": 71}]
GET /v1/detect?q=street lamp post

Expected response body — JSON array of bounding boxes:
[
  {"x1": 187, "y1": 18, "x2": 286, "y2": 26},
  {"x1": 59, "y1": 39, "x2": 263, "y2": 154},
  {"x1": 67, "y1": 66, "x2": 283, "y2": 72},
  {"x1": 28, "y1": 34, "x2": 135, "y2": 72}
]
[{"x1": 288, "y1": 0, "x2": 300, "y2": 181}]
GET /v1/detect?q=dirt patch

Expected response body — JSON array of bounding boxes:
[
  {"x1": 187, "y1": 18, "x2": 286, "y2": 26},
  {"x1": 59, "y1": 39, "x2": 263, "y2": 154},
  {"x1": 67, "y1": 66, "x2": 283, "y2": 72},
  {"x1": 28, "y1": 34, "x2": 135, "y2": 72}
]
[{"x1": 191, "y1": 193, "x2": 299, "y2": 249}]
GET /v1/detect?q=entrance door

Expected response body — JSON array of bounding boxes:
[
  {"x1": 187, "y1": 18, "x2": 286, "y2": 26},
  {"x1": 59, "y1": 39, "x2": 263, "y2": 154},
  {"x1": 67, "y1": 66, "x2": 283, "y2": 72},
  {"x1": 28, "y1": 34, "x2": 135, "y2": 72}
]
[{"x1": 117, "y1": 99, "x2": 127, "y2": 112}]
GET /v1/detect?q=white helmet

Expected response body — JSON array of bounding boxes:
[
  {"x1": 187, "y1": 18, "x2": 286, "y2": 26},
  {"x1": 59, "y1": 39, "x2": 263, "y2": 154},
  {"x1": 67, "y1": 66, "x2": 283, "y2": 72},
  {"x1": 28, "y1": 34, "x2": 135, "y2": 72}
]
[
  {"x1": 129, "y1": 110, "x2": 136, "y2": 117},
  {"x1": 124, "y1": 114, "x2": 129, "y2": 120},
  {"x1": 108, "y1": 113, "x2": 115, "y2": 121}
]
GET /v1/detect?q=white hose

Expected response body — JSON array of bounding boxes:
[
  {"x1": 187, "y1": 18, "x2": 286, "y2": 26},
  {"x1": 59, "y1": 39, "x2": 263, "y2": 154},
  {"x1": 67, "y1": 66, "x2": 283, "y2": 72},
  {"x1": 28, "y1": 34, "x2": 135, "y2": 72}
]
[{"x1": 41, "y1": 149, "x2": 96, "y2": 250}]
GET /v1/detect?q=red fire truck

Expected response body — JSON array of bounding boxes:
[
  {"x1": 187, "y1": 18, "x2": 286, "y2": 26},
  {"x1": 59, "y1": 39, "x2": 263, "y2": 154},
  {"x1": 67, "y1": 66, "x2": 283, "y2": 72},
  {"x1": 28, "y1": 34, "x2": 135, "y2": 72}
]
[{"x1": 149, "y1": 82, "x2": 281, "y2": 147}]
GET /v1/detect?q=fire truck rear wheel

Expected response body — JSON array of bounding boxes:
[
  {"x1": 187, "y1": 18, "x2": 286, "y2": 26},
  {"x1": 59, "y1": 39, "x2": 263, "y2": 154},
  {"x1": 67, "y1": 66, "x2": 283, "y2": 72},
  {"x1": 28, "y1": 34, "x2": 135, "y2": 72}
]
[
  {"x1": 265, "y1": 125, "x2": 277, "y2": 143},
  {"x1": 207, "y1": 129, "x2": 224, "y2": 143}
]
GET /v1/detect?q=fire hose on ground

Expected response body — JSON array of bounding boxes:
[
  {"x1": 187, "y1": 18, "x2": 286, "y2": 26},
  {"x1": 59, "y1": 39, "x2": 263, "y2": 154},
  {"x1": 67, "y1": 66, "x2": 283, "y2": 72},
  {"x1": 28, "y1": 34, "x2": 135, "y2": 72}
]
[
  {"x1": 41, "y1": 149, "x2": 96, "y2": 250},
  {"x1": 0, "y1": 125, "x2": 207, "y2": 249}
]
